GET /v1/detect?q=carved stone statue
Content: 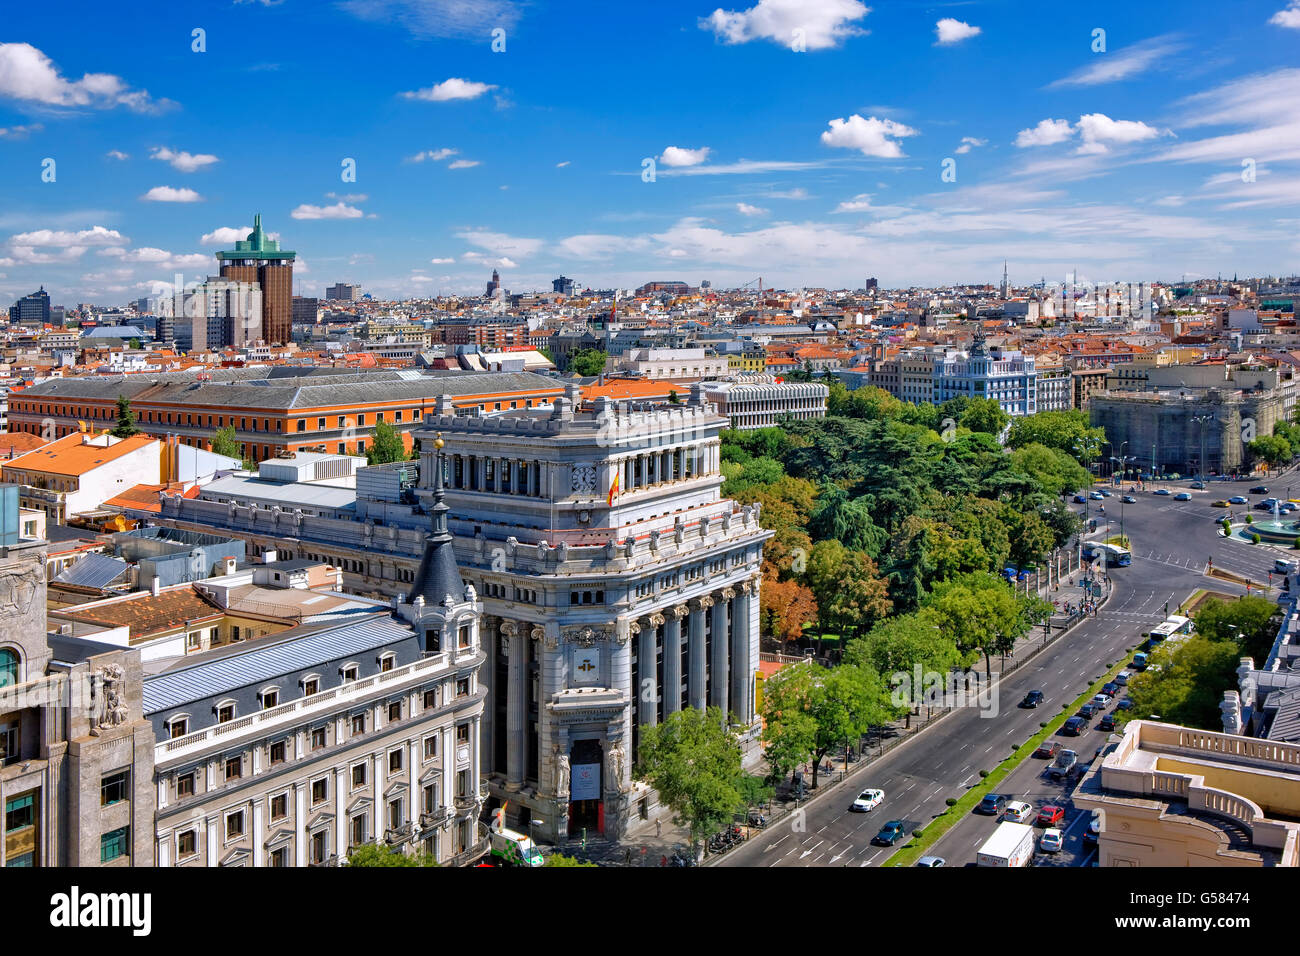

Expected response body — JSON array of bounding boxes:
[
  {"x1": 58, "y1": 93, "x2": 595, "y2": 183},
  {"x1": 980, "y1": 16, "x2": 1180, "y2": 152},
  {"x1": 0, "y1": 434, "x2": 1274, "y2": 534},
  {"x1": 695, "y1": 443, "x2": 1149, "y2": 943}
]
[
  {"x1": 555, "y1": 751, "x2": 571, "y2": 801},
  {"x1": 623, "y1": 537, "x2": 635, "y2": 559},
  {"x1": 606, "y1": 742, "x2": 626, "y2": 793},
  {"x1": 92, "y1": 663, "x2": 129, "y2": 736}
]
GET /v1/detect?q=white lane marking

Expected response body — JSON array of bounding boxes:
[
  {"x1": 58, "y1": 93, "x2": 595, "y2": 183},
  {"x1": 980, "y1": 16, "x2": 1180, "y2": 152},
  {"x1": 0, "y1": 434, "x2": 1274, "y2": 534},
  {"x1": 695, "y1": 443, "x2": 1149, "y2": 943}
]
[{"x1": 763, "y1": 834, "x2": 790, "y2": 853}]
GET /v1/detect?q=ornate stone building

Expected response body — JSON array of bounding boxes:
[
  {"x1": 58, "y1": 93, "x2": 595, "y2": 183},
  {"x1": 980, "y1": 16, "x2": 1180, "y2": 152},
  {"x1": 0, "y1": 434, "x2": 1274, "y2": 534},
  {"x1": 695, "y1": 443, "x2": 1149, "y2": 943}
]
[{"x1": 416, "y1": 384, "x2": 771, "y2": 842}]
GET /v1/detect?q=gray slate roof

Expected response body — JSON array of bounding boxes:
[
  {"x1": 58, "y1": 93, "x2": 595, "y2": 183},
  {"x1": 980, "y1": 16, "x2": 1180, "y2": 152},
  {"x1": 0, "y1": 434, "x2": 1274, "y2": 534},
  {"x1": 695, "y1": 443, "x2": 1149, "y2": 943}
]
[
  {"x1": 53, "y1": 553, "x2": 131, "y2": 589},
  {"x1": 141, "y1": 613, "x2": 413, "y2": 714}
]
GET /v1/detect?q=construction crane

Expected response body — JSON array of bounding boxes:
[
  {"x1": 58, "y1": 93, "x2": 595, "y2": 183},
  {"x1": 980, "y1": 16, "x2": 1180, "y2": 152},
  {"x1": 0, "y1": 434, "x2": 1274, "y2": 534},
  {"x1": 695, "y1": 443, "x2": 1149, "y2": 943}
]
[{"x1": 740, "y1": 276, "x2": 762, "y2": 297}]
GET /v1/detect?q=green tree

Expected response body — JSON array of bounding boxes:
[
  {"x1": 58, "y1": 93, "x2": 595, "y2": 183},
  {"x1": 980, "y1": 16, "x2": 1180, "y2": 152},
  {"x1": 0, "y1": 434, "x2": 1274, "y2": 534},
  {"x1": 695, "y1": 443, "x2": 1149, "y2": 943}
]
[
  {"x1": 668, "y1": 389, "x2": 681, "y2": 405},
  {"x1": 366, "y1": 419, "x2": 410, "y2": 465},
  {"x1": 1247, "y1": 434, "x2": 1292, "y2": 470},
  {"x1": 1192, "y1": 595, "x2": 1281, "y2": 664},
  {"x1": 128, "y1": 337, "x2": 142, "y2": 350},
  {"x1": 543, "y1": 852, "x2": 598, "y2": 867},
  {"x1": 923, "y1": 572, "x2": 1047, "y2": 680},
  {"x1": 844, "y1": 612, "x2": 961, "y2": 692},
  {"x1": 959, "y1": 397, "x2": 1010, "y2": 436},
  {"x1": 346, "y1": 844, "x2": 437, "y2": 866},
  {"x1": 634, "y1": 707, "x2": 744, "y2": 846},
  {"x1": 110, "y1": 395, "x2": 140, "y2": 438},
  {"x1": 210, "y1": 424, "x2": 245, "y2": 463},
  {"x1": 761, "y1": 662, "x2": 898, "y2": 789},
  {"x1": 1006, "y1": 410, "x2": 1106, "y2": 463},
  {"x1": 1127, "y1": 635, "x2": 1241, "y2": 729},
  {"x1": 569, "y1": 348, "x2": 608, "y2": 377},
  {"x1": 538, "y1": 346, "x2": 556, "y2": 364}
]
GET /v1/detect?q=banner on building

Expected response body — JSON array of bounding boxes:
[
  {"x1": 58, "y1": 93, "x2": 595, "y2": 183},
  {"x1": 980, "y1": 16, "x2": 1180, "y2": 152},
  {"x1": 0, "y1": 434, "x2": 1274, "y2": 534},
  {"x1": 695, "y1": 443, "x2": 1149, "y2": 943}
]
[{"x1": 571, "y1": 763, "x2": 601, "y2": 801}]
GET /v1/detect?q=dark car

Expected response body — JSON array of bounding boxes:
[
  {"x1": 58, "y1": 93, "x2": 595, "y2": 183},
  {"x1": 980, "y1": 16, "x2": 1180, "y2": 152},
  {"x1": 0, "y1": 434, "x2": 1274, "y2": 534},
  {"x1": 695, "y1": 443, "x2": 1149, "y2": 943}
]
[
  {"x1": 1078, "y1": 702, "x2": 1099, "y2": 719},
  {"x1": 1021, "y1": 690, "x2": 1045, "y2": 708},
  {"x1": 1098, "y1": 713, "x2": 1118, "y2": 732},
  {"x1": 1034, "y1": 741, "x2": 1061, "y2": 759},
  {"x1": 873, "y1": 820, "x2": 907, "y2": 846},
  {"x1": 1251, "y1": 486, "x2": 1269, "y2": 494},
  {"x1": 976, "y1": 793, "x2": 1008, "y2": 816},
  {"x1": 1117, "y1": 698, "x2": 1134, "y2": 711},
  {"x1": 1073, "y1": 494, "x2": 1087, "y2": 504},
  {"x1": 1102, "y1": 682, "x2": 1120, "y2": 697},
  {"x1": 1062, "y1": 716, "x2": 1087, "y2": 736}
]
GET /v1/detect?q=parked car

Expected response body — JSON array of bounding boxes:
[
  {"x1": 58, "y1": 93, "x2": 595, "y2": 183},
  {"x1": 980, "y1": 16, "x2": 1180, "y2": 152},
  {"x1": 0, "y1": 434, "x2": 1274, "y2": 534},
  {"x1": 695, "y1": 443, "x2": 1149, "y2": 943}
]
[
  {"x1": 1229, "y1": 495, "x2": 1248, "y2": 504},
  {"x1": 1034, "y1": 741, "x2": 1061, "y2": 759},
  {"x1": 976, "y1": 793, "x2": 1008, "y2": 815},
  {"x1": 1099, "y1": 488, "x2": 1113, "y2": 497},
  {"x1": 850, "y1": 789, "x2": 885, "y2": 812},
  {"x1": 1121, "y1": 495, "x2": 1137, "y2": 504},
  {"x1": 1251, "y1": 486, "x2": 1269, "y2": 494},
  {"x1": 1048, "y1": 750, "x2": 1079, "y2": 780},
  {"x1": 1084, "y1": 812, "x2": 1102, "y2": 844},
  {"x1": 1174, "y1": 492, "x2": 1192, "y2": 501},
  {"x1": 1102, "y1": 682, "x2": 1120, "y2": 696},
  {"x1": 1020, "y1": 690, "x2": 1045, "y2": 708},
  {"x1": 916, "y1": 856, "x2": 945, "y2": 867},
  {"x1": 1039, "y1": 828, "x2": 1064, "y2": 853},
  {"x1": 1093, "y1": 693, "x2": 1112, "y2": 707},
  {"x1": 1115, "y1": 670, "x2": 1132, "y2": 686},
  {"x1": 1098, "y1": 713, "x2": 1118, "y2": 732},
  {"x1": 1117, "y1": 698, "x2": 1134, "y2": 711},
  {"x1": 1078, "y1": 702, "x2": 1098, "y2": 719},
  {"x1": 872, "y1": 820, "x2": 907, "y2": 846},
  {"x1": 1002, "y1": 801, "x2": 1034, "y2": 824},
  {"x1": 1037, "y1": 805, "x2": 1065, "y2": 827},
  {"x1": 1062, "y1": 716, "x2": 1087, "y2": 736},
  {"x1": 1154, "y1": 488, "x2": 1172, "y2": 496}
]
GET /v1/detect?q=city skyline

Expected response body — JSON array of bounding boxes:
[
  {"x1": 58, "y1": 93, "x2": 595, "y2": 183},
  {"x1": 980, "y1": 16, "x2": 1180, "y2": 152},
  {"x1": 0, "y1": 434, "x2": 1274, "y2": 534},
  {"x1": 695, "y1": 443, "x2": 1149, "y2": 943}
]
[{"x1": 0, "y1": 0, "x2": 1298, "y2": 303}]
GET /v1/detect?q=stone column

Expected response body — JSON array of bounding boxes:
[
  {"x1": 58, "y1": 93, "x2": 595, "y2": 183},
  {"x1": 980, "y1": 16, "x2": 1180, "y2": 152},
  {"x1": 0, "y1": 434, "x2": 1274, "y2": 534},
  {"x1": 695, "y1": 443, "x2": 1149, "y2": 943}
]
[
  {"x1": 663, "y1": 605, "x2": 688, "y2": 715},
  {"x1": 688, "y1": 596, "x2": 711, "y2": 710},
  {"x1": 731, "y1": 580, "x2": 754, "y2": 724},
  {"x1": 254, "y1": 796, "x2": 266, "y2": 867},
  {"x1": 637, "y1": 616, "x2": 658, "y2": 727},
  {"x1": 294, "y1": 784, "x2": 306, "y2": 867},
  {"x1": 711, "y1": 589, "x2": 733, "y2": 715},
  {"x1": 502, "y1": 621, "x2": 525, "y2": 790},
  {"x1": 334, "y1": 767, "x2": 346, "y2": 857}
]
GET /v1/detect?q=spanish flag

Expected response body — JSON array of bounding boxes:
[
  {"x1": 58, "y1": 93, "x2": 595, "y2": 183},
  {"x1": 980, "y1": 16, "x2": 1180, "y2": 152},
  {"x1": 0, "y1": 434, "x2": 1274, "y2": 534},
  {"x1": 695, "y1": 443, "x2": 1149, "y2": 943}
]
[{"x1": 607, "y1": 471, "x2": 620, "y2": 507}]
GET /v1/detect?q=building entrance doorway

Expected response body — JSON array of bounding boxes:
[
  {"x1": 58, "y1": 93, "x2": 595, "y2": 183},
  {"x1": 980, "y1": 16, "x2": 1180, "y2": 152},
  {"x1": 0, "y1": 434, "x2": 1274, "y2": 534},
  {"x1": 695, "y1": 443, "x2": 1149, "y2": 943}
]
[{"x1": 567, "y1": 738, "x2": 604, "y2": 837}]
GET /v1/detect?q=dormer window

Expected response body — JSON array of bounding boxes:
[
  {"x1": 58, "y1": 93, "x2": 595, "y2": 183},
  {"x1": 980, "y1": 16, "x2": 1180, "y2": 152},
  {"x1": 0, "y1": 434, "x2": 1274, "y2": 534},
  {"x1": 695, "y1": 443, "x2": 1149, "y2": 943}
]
[
  {"x1": 301, "y1": 675, "x2": 320, "y2": 696},
  {"x1": 379, "y1": 654, "x2": 395, "y2": 673},
  {"x1": 259, "y1": 687, "x2": 280, "y2": 709},
  {"x1": 458, "y1": 624, "x2": 472, "y2": 649},
  {"x1": 167, "y1": 714, "x2": 190, "y2": 739},
  {"x1": 216, "y1": 701, "x2": 236, "y2": 724},
  {"x1": 341, "y1": 664, "x2": 359, "y2": 683}
]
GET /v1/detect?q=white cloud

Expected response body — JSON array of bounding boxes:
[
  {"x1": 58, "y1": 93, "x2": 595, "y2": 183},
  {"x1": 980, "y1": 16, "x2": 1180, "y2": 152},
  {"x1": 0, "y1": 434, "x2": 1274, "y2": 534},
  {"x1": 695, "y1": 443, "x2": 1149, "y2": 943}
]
[
  {"x1": 820, "y1": 115, "x2": 919, "y2": 158},
  {"x1": 430, "y1": 257, "x2": 456, "y2": 264},
  {"x1": 935, "y1": 18, "x2": 980, "y2": 45},
  {"x1": 201, "y1": 226, "x2": 251, "y2": 245},
  {"x1": 462, "y1": 253, "x2": 518, "y2": 269},
  {"x1": 447, "y1": 159, "x2": 480, "y2": 169},
  {"x1": 105, "y1": 149, "x2": 128, "y2": 160},
  {"x1": 0, "y1": 123, "x2": 41, "y2": 138},
  {"x1": 955, "y1": 136, "x2": 987, "y2": 154},
  {"x1": 556, "y1": 160, "x2": 571, "y2": 167},
  {"x1": 400, "y1": 78, "x2": 497, "y2": 102},
  {"x1": 736, "y1": 203, "x2": 768, "y2": 216},
  {"x1": 150, "y1": 147, "x2": 218, "y2": 172},
  {"x1": 659, "y1": 146, "x2": 712, "y2": 168},
  {"x1": 407, "y1": 148, "x2": 458, "y2": 163},
  {"x1": 0, "y1": 42, "x2": 171, "y2": 112},
  {"x1": 291, "y1": 202, "x2": 364, "y2": 220},
  {"x1": 9, "y1": 226, "x2": 125, "y2": 247},
  {"x1": 1047, "y1": 35, "x2": 1182, "y2": 88},
  {"x1": 765, "y1": 187, "x2": 810, "y2": 199},
  {"x1": 657, "y1": 159, "x2": 823, "y2": 176},
  {"x1": 700, "y1": 0, "x2": 869, "y2": 50},
  {"x1": 1151, "y1": 195, "x2": 1185, "y2": 207},
  {"x1": 141, "y1": 186, "x2": 202, "y2": 202},
  {"x1": 325, "y1": 192, "x2": 368, "y2": 202},
  {"x1": 554, "y1": 234, "x2": 650, "y2": 259},
  {"x1": 340, "y1": 0, "x2": 523, "y2": 39},
  {"x1": 456, "y1": 229, "x2": 544, "y2": 259},
  {"x1": 1074, "y1": 113, "x2": 1166, "y2": 154},
  {"x1": 1269, "y1": 1, "x2": 1300, "y2": 28},
  {"x1": 833, "y1": 193, "x2": 872, "y2": 212},
  {"x1": 1014, "y1": 118, "x2": 1074, "y2": 147}
]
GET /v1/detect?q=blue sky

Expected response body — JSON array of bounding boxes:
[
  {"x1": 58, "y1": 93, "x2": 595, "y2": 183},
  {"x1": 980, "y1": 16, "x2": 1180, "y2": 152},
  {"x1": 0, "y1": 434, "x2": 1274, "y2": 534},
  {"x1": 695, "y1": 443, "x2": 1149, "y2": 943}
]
[{"x1": 1, "y1": 0, "x2": 1298, "y2": 304}]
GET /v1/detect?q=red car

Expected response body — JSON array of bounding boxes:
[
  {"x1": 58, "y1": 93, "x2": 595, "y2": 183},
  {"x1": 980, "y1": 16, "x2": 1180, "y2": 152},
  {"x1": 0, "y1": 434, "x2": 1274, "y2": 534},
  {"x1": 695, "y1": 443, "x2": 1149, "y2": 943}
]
[
  {"x1": 1033, "y1": 741, "x2": 1061, "y2": 759},
  {"x1": 1037, "y1": 805, "x2": 1065, "y2": 827}
]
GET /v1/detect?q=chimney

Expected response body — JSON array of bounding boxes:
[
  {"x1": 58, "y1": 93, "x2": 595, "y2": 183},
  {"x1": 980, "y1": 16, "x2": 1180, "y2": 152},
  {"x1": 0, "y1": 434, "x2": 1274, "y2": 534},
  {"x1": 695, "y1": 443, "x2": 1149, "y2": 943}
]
[
  {"x1": 263, "y1": 549, "x2": 278, "y2": 565},
  {"x1": 1220, "y1": 690, "x2": 1243, "y2": 735},
  {"x1": 151, "y1": 576, "x2": 161, "y2": 597},
  {"x1": 223, "y1": 556, "x2": 237, "y2": 575}
]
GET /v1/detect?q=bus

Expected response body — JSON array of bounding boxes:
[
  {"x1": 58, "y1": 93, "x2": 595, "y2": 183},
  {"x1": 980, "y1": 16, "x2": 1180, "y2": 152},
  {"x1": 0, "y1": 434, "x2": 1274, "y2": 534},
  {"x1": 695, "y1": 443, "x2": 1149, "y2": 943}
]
[
  {"x1": 1096, "y1": 543, "x2": 1132, "y2": 567},
  {"x1": 1146, "y1": 615, "x2": 1193, "y2": 643}
]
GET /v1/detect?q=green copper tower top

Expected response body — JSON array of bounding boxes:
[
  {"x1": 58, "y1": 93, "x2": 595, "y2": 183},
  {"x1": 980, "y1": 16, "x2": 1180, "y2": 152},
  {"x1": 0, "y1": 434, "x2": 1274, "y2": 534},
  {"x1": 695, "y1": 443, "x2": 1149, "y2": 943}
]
[{"x1": 215, "y1": 214, "x2": 296, "y2": 260}]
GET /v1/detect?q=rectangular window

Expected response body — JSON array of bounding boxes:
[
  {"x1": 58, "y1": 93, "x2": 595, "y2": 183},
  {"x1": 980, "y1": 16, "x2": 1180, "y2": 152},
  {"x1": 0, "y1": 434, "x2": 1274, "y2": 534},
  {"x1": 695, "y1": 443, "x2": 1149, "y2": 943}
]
[
  {"x1": 422, "y1": 784, "x2": 437, "y2": 815},
  {"x1": 269, "y1": 847, "x2": 288, "y2": 867},
  {"x1": 380, "y1": 656, "x2": 394, "y2": 673},
  {"x1": 423, "y1": 735, "x2": 438, "y2": 760},
  {"x1": 311, "y1": 778, "x2": 328, "y2": 805},
  {"x1": 101, "y1": 770, "x2": 129, "y2": 807},
  {"x1": 100, "y1": 826, "x2": 129, "y2": 863},
  {"x1": 388, "y1": 749, "x2": 403, "y2": 774},
  {"x1": 317, "y1": 417, "x2": 326, "y2": 430},
  {"x1": 423, "y1": 688, "x2": 437, "y2": 710},
  {"x1": 388, "y1": 799, "x2": 402, "y2": 830},
  {"x1": 387, "y1": 701, "x2": 401, "y2": 723},
  {"x1": 456, "y1": 723, "x2": 470, "y2": 745},
  {"x1": 270, "y1": 793, "x2": 288, "y2": 821},
  {"x1": 225, "y1": 756, "x2": 242, "y2": 781},
  {"x1": 217, "y1": 704, "x2": 235, "y2": 723},
  {"x1": 350, "y1": 815, "x2": 366, "y2": 848},
  {"x1": 177, "y1": 773, "x2": 195, "y2": 798},
  {"x1": 311, "y1": 727, "x2": 326, "y2": 750},
  {"x1": 177, "y1": 829, "x2": 196, "y2": 858},
  {"x1": 303, "y1": 678, "x2": 319, "y2": 696},
  {"x1": 262, "y1": 689, "x2": 279, "y2": 709},
  {"x1": 342, "y1": 665, "x2": 358, "y2": 682},
  {"x1": 311, "y1": 830, "x2": 328, "y2": 864},
  {"x1": 456, "y1": 678, "x2": 469, "y2": 698},
  {"x1": 270, "y1": 741, "x2": 286, "y2": 765},
  {"x1": 351, "y1": 714, "x2": 365, "y2": 736},
  {"x1": 5, "y1": 793, "x2": 34, "y2": 832},
  {"x1": 458, "y1": 624, "x2": 471, "y2": 649},
  {"x1": 297, "y1": 419, "x2": 306, "y2": 432}
]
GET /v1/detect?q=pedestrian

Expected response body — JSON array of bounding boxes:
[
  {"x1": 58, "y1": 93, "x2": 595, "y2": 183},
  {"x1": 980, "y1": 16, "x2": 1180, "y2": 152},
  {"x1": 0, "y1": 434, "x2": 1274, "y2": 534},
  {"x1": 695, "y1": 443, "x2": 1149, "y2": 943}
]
[
  {"x1": 625, "y1": 848, "x2": 632, "y2": 866},
  {"x1": 655, "y1": 819, "x2": 662, "y2": 838},
  {"x1": 660, "y1": 854, "x2": 667, "y2": 867}
]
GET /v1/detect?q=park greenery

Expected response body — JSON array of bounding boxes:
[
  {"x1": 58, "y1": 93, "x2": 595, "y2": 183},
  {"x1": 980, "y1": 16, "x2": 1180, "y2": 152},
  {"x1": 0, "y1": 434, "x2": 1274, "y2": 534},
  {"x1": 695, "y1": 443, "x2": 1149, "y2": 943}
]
[
  {"x1": 345, "y1": 844, "x2": 438, "y2": 866},
  {"x1": 1127, "y1": 596, "x2": 1282, "y2": 729},
  {"x1": 110, "y1": 395, "x2": 140, "y2": 438},
  {"x1": 569, "y1": 348, "x2": 608, "y2": 377}
]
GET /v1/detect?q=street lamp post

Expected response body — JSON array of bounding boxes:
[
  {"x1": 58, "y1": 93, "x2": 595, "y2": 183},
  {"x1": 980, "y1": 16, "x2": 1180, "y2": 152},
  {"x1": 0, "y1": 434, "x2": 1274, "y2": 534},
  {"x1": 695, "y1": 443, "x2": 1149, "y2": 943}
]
[{"x1": 1191, "y1": 412, "x2": 1214, "y2": 485}]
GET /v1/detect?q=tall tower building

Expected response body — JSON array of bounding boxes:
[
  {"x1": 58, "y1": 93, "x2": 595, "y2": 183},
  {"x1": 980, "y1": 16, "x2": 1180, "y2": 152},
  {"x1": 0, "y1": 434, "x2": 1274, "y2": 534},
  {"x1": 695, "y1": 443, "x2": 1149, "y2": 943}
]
[
  {"x1": 1001, "y1": 261, "x2": 1010, "y2": 299},
  {"x1": 215, "y1": 215, "x2": 295, "y2": 345}
]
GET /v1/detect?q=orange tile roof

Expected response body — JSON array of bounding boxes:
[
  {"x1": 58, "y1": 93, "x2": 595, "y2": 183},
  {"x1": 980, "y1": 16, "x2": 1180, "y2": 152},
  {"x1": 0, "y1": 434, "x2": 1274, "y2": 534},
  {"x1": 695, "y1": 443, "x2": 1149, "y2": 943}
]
[
  {"x1": 0, "y1": 431, "x2": 50, "y2": 458},
  {"x1": 56, "y1": 586, "x2": 225, "y2": 641},
  {"x1": 2, "y1": 432, "x2": 156, "y2": 478},
  {"x1": 581, "y1": 380, "x2": 676, "y2": 402},
  {"x1": 103, "y1": 483, "x2": 166, "y2": 514}
]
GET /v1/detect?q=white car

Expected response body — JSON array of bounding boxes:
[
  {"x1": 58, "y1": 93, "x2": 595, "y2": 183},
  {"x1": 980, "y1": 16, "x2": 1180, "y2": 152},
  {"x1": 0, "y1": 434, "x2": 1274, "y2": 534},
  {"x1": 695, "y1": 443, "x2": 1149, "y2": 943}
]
[
  {"x1": 1092, "y1": 693, "x2": 1111, "y2": 707},
  {"x1": 1115, "y1": 670, "x2": 1131, "y2": 686},
  {"x1": 1002, "y1": 800, "x2": 1034, "y2": 824},
  {"x1": 850, "y1": 789, "x2": 884, "y2": 812},
  {"x1": 1039, "y1": 828, "x2": 1064, "y2": 853}
]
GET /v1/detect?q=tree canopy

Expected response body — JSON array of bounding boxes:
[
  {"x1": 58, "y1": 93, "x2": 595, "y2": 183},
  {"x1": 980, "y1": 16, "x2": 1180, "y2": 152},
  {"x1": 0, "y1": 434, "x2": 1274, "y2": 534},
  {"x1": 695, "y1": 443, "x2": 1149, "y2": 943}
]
[
  {"x1": 110, "y1": 395, "x2": 141, "y2": 438},
  {"x1": 634, "y1": 707, "x2": 744, "y2": 844}
]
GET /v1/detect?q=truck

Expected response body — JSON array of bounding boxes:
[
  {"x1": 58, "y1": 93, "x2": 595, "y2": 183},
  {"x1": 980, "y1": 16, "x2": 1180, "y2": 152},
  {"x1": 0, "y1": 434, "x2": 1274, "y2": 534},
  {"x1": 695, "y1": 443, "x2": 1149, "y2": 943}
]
[
  {"x1": 976, "y1": 821, "x2": 1036, "y2": 867},
  {"x1": 488, "y1": 821, "x2": 544, "y2": 867},
  {"x1": 1048, "y1": 749, "x2": 1078, "y2": 781}
]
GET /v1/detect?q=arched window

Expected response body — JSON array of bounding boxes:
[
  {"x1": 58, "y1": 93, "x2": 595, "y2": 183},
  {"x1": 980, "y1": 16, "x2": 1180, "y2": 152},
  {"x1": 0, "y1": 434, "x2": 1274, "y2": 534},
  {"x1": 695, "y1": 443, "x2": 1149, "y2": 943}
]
[{"x1": 0, "y1": 648, "x2": 17, "y2": 687}]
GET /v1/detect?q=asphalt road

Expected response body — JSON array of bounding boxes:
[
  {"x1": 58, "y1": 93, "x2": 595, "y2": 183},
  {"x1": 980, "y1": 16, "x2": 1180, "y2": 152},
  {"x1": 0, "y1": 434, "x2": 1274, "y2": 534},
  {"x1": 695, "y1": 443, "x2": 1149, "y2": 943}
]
[{"x1": 719, "y1": 473, "x2": 1288, "y2": 869}]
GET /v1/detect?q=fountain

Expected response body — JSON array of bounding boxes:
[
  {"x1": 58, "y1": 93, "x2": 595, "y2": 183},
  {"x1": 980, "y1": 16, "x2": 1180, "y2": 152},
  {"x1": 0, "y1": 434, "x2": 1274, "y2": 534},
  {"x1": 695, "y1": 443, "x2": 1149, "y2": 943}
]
[{"x1": 1247, "y1": 496, "x2": 1300, "y2": 544}]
